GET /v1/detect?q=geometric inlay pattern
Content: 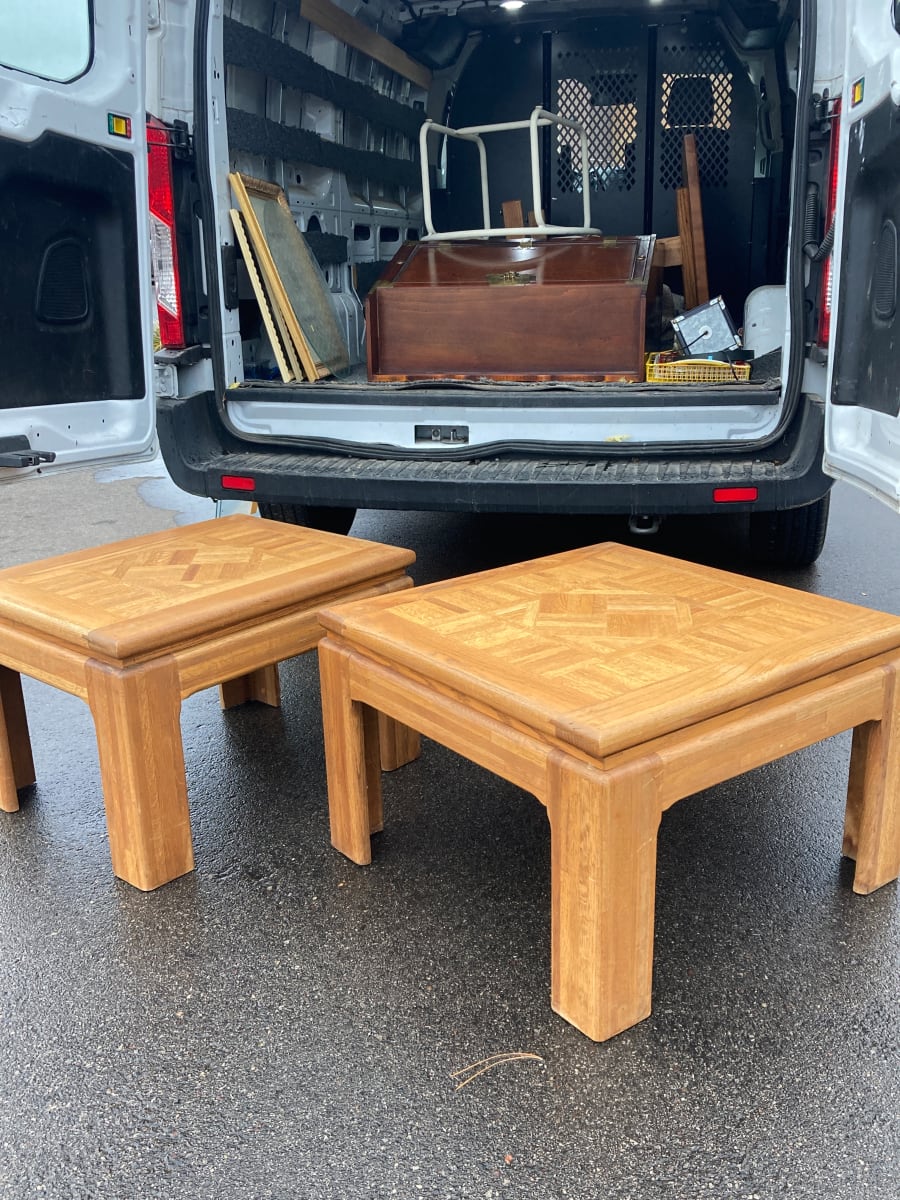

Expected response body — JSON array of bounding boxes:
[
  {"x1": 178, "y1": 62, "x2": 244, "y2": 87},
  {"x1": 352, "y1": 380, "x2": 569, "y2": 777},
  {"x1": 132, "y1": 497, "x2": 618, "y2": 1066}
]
[
  {"x1": 0, "y1": 516, "x2": 415, "y2": 658},
  {"x1": 327, "y1": 542, "x2": 900, "y2": 758}
]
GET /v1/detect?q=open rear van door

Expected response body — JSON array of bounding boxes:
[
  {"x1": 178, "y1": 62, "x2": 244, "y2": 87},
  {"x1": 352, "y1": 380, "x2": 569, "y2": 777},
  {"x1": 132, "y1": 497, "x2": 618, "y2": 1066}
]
[
  {"x1": 823, "y1": 2, "x2": 900, "y2": 508},
  {"x1": 0, "y1": 0, "x2": 153, "y2": 481}
]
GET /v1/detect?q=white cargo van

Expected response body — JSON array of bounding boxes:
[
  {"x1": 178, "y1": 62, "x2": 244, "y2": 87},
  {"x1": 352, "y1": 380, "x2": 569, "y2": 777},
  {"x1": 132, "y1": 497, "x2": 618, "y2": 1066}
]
[{"x1": 0, "y1": 0, "x2": 898, "y2": 566}]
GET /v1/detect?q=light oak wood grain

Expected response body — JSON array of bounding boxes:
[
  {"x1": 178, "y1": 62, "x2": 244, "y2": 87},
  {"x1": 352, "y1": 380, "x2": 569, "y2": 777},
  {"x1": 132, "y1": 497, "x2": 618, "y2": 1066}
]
[
  {"x1": 0, "y1": 516, "x2": 415, "y2": 889},
  {"x1": 317, "y1": 541, "x2": 900, "y2": 1040},
  {"x1": 548, "y1": 752, "x2": 661, "y2": 1041},
  {"x1": 86, "y1": 656, "x2": 194, "y2": 891},
  {"x1": 219, "y1": 663, "x2": 282, "y2": 709},
  {"x1": 843, "y1": 663, "x2": 900, "y2": 893}
]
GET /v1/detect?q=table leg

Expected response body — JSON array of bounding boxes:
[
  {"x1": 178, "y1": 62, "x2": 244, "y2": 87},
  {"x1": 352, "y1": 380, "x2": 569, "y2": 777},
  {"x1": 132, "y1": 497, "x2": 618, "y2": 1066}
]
[
  {"x1": 843, "y1": 665, "x2": 900, "y2": 895},
  {"x1": 85, "y1": 657, "x2": 195, "y2": 891},
  {"x1": 218, "y1": 664, "x2": 281, "y2": 709},
  {"x1": 546, "y1": 753, "x2": 661, "y2": 1041},
  {"x1": 319, "y1": 638, "x2": 382, "y2": 861},
  {"x1": 0, "y1": 665, "x2": 36, "y2": 812},
  {"x1": 377, "y1": 714, "x2": 421, "y2": 774}
]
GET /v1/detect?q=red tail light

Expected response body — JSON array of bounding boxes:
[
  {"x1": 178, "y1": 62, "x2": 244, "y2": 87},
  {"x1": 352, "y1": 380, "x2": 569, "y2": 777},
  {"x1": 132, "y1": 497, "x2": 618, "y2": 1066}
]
[
  {"x1": 817, "y1": 98, "x2": 841, "y2": 348},
  {"x1": 147, "y1": 116, "x2": 186, "y2": 349}
]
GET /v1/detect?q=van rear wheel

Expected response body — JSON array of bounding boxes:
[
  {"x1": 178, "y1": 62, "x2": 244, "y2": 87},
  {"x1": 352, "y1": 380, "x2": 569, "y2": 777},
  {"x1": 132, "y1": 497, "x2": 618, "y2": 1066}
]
[
  {"x1": 258, "y1": 502, "x2": 356, "y2": 535},
  {"x1": 748, "y1": 493, "x2": 830, "y2": 567}
]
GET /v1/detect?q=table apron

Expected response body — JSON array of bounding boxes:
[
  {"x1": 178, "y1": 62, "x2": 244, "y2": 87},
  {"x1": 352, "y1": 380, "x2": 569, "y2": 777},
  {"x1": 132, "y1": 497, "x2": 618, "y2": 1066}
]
[
  {"x1": 0, "y1": 573, "x2": 413, "y2": 703},
  {"x1": 611, "y1": 654, "x2": 893, "y2": 811},
  {"x1": 344, "y1": 642, "x2": 895, "y2": 812},
  {"x1": 0, "y1": 618, "x2": 90, "y2": 698},
  {"x1": 346, "y1": 646, "x2": 553, "y2": 799}
]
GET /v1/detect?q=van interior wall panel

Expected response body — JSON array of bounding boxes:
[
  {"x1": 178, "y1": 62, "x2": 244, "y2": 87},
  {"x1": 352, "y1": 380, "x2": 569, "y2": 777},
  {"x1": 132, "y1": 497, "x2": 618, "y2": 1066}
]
[
  {"x1": 0, "y1": 133, "x2": 144, "y2": 407},
  {"x1": 225, "y1": 109, "x2": 420, "y2": 190},
  {"x1": 222, "y1": 17, "x2": 425, "y2": 142},
  {"x1": 832, "y1": 97, "x2": 900, "y2": 418}
]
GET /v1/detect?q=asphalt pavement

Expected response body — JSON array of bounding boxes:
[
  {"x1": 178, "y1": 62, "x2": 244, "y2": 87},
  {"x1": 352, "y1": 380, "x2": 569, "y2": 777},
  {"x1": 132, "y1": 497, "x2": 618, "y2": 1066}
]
[{"x1": 0, "y1": 460, "x2": 898, "y2": 1199}]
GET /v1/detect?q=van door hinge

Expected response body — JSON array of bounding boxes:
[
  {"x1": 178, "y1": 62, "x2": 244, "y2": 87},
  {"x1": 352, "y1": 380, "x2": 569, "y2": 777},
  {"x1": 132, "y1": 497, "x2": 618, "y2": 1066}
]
[{"x1": 0, "y1": 436, "x2": 56, "y2": 468}]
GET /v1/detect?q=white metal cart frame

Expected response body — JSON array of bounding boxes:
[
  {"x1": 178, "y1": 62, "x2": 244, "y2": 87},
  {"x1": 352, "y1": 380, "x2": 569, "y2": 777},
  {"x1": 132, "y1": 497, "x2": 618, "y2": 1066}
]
[{"x1": 418, "y1": 106, "x2": 600, "y2": 241}]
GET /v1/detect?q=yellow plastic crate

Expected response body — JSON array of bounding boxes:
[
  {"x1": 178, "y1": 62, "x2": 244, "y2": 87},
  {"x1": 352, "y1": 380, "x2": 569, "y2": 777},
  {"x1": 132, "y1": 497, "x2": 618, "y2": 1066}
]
[{"x1": 645, "y1": 353, "x2": 751, "y2": 384}]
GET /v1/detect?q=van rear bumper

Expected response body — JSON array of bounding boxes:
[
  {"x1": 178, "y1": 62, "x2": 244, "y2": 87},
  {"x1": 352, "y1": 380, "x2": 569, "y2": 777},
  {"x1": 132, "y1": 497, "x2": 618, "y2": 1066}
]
[{"x1": 157, "y1": 391, "x2": 832, "y2": 516}]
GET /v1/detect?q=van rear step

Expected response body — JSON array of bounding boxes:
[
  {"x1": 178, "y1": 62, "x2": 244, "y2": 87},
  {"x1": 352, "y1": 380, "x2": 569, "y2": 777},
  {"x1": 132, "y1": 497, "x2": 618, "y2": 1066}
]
[{"x1": 158, "y1": 393, "x2": 829, "y2": 517}]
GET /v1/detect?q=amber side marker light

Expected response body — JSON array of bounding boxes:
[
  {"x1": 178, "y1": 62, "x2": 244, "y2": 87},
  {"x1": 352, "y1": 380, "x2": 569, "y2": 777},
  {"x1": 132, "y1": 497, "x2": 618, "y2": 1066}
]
[
  {"x1": 221, "y1": 475, "x2": 256, "y2": 491},
  {"x1": 713, "y1": 487, "x2": 758, "y2": 503}
]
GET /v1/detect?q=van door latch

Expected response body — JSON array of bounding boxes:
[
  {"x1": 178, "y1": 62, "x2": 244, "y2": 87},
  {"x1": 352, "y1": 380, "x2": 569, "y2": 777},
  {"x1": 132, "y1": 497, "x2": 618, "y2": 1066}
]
[
  {"x1": 0, "y1": 436, "x2": 56, "y2": 468},
  {"x1": 415, "y1": 424, "x2": 469, "y2": 444}
]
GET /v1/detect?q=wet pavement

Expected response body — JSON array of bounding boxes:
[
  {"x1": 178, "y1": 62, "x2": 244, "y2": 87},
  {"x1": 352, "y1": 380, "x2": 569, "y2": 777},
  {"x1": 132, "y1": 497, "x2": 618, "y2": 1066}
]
[{"x1": 1, "y1": 463, "x2": 899, "y2": 1199}]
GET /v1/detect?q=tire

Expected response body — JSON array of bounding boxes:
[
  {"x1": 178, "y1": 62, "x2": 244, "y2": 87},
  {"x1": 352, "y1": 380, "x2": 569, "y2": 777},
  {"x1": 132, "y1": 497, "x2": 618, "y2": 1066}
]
[
  {"x1": 258, "y1": 502, "x2": 356, "y2": 535},
  {"x1": 748, "y1": 493, "x2": 830, "y2": 568}
]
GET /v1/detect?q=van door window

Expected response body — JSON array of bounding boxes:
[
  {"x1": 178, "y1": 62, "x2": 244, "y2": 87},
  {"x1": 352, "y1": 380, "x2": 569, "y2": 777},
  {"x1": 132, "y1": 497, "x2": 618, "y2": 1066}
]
[{"x1": 0, "y1": 0, "x2": 91, "y2": 83}]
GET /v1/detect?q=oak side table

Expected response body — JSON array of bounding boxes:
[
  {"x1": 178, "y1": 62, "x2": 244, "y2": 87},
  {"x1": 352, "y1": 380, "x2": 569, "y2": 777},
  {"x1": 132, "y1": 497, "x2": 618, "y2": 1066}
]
[
  {"x1": 0, "y1": 515, "x2": 415, "y2": 890},
  {"x1": 317, "y1": 542, "x2": 900, "y2": 1041}
]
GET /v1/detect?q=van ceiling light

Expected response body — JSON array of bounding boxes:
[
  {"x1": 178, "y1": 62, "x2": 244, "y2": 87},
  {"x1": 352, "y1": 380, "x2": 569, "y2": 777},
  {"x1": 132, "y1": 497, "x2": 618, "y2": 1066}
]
[{"x1": 500, "y1": 1, "x2": 525, "y2": 9}]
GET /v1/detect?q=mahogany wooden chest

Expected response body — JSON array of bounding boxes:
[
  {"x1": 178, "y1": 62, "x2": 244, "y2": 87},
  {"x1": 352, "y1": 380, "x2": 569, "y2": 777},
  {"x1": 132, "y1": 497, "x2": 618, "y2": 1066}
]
[{"x1": 365, "y1": 235, "x2": 655, "y2": 383}]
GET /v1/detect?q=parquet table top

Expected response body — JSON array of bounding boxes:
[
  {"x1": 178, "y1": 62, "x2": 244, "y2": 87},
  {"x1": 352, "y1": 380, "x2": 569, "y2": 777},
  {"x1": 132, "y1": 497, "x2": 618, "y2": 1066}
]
[
  {"x1": 0, "y1": 515, "x2": 414, "y2": 660},
  {"x1": 319, "y1": 542, "x2": 900, "y2": 758}
]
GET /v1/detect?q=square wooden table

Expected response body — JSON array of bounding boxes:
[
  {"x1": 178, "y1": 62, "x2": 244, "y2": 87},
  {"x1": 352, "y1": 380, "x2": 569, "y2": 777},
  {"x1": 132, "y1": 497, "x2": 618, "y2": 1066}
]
[
  {"x1": 0, "y1": 515, "x2": 415, "y2": 890},
  {"x1": 317, "y1": 542, "x2": 900, "y2": 1041}
]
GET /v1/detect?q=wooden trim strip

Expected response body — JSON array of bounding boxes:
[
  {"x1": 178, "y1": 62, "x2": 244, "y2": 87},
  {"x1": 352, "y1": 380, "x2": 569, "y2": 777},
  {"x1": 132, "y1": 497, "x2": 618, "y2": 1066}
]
[
  {"x1": 230, "y1": 208, "x2": 296, "y2": 383},
  {"x1": 681, "y1": 133, "x2": 709, "y2": 305},
  {"x1": 300, "y1": 0, "x2": 432, "y2": 91}
]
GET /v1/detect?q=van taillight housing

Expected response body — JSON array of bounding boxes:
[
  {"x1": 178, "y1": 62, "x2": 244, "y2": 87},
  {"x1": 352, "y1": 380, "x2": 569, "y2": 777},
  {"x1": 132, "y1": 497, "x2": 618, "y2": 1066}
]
[
  {"x1": 147, "y1": 116, "x2": 186, "y2": 349},
  {"x1": 817, "y1": 99, "x2": 841, "y2": 348}
]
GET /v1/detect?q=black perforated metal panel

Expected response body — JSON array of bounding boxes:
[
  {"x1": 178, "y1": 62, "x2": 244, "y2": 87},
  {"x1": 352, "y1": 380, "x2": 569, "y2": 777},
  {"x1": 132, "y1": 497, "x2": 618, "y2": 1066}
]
[
  {"x1": 445, "y1": 34, "x2": 544, "y2": 234},
  {"x1": 652, "y1": 17, "x2": 757, "y2": 314},
  {"x1": 551, "y1": 26, "x2": 649, "y2": 234}
]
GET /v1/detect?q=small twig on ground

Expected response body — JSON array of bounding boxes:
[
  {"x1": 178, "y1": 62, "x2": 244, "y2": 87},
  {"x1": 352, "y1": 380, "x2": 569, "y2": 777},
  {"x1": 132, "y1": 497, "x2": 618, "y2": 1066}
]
[{"x1": 451, "y1": 1051, "x2": 544, "y2": 1091}]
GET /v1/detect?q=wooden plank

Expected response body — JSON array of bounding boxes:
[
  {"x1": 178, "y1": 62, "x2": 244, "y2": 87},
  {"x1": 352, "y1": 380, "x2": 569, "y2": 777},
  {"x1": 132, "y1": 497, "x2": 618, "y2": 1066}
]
[
  {"x1": 230, "y1": 208, "x2": 296, "y2": 383},
  {"x1": 501, "y1": 199, "x2": 524, "y2": 229},
  {"x1": 652, "y1": 235, "x2": 682, "y2": 268},
  {"x1": 681, "y1": 133, "x2": 709, "y2": 305},
  {"x1": 301, "y1": 0, "x2": 432, "y2": 91},
  {"x1": 676, "y1": 186, "x2": 698, "y2": 309}
]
